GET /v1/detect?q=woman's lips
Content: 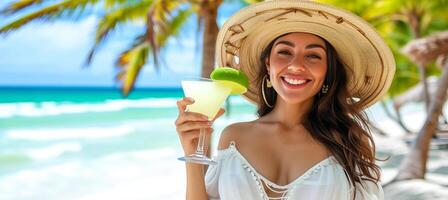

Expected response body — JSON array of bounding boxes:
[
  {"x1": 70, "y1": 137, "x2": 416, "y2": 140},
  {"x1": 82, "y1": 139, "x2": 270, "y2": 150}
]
[{"x1": 280, "y1": 76, "x2": 311, "y2": 89}]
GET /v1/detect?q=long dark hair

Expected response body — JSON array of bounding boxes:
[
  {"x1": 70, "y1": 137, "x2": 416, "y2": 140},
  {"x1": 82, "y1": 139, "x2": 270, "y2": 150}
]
[{"x1": 256, "y1": 34, "x2": 381, "y2": 198}]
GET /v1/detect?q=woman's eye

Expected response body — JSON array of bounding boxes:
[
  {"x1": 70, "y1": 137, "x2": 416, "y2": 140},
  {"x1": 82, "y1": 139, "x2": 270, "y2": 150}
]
[
  {"x1": 307, "y1": 54, "x2": 321, "y2": 59},
  {"x1": 278, "y1": 50, "x2": 291, "y2": 55}
]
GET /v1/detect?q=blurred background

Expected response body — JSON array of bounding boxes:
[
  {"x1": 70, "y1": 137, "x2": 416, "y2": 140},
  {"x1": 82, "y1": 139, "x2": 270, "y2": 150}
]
[{"x1": 0, "y1": 0, "x2": 447, "y2": 199}]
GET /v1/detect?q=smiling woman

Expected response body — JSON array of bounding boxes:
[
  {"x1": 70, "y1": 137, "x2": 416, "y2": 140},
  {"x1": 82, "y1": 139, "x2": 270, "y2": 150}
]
[{"x1": 174, "y1": 0, "x2": 396, "y2": 200}]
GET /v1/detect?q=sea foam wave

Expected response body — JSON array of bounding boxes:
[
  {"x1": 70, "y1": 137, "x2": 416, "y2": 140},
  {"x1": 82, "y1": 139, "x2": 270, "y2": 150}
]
[
  {"x1": 6, "y1": 125, "x2": 134, "y2": 141},
  {"x1": 0, "y1": 96, "x2": 252, "y2": 119},
  {"x1": 0, "y1": 98, "x2": 178, "y2": 118},
  {"x1": 26, "y1": 142, "x2": 82, "y2": 160}
]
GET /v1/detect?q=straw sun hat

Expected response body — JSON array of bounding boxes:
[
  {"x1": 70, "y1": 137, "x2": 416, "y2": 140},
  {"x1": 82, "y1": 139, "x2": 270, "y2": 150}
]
[{"x1": 215, "y1": 0, "x2": 396, "y2": 109}]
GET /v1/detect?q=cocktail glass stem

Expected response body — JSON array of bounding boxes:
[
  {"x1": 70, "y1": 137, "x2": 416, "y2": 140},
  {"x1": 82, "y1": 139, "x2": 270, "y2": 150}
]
[
  {"x1": 196, "y1": 128, "x2": 206, "y2": 155},
  {"x1": 177, "y1": 124, "x2": 216, "y2": 165}
]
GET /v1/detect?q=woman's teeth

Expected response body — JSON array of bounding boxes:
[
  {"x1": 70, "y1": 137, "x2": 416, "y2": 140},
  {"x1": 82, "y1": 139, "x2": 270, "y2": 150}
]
[{"x1": 283, "y1": 77, "x2": 308, "y2": 85}]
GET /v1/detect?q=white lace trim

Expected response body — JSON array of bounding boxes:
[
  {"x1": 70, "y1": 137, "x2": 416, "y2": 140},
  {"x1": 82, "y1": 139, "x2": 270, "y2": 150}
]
[{"x1": 227, "y1": 141, "x2": 337, "y2": 200}]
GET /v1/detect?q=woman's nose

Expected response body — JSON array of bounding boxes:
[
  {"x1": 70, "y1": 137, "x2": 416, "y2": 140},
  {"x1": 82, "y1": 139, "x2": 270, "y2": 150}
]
[{"x1": 288, "y1": 57, "x2": 306, "y2": 72}]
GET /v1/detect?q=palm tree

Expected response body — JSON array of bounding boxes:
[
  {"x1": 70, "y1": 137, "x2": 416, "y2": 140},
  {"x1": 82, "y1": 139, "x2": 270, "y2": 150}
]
[
  {"x1": 361, "y1": 0, "x2": 448, "y2": 136},
  {"x1": 317, "y1": 0, "x2": 448, "y2": 134},
  {"x1": 317, "y1": 0, "x2": 448, "y2": 192},
  {"x1": 392, "y1": 31, "x2": 448, "y2": 182},
  {"x1": 0, "y1": 0, "x2": 261, "y2": 96}
]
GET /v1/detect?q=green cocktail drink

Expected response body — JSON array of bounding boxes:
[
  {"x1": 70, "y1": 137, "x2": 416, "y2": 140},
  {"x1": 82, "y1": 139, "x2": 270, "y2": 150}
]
[
  {"x1": 178, "y1": 79, "x2": 231, "y2": 165},
  {"x1": 182, "y1": 79, "x2": 232, "y2": 120},
  {"x1": 178, "y1": 67, "x2": 249, "y2": 165}
]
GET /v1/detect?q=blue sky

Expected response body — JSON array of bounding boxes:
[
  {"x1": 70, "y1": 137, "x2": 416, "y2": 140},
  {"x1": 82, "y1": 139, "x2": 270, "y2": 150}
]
[{"x1": 0, "y1": 1, "x2": 243, "y2": 88}]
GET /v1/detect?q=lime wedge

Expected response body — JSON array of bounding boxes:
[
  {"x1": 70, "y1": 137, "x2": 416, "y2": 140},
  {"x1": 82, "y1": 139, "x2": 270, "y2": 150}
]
[{"x1": 210, "y1": 67, "x2": 249, "y2": 95}]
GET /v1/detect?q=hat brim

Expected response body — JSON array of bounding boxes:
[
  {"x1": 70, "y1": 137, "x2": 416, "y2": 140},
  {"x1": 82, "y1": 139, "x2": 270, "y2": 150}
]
[{"x1": 215, "y1": 0, "x2": 395, "y2": 109}]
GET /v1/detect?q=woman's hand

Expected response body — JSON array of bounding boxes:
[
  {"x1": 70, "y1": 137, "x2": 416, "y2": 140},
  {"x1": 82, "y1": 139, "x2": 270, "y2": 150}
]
[{"x1": 175, "y1": 97, "x2": 225, "y2": 156}]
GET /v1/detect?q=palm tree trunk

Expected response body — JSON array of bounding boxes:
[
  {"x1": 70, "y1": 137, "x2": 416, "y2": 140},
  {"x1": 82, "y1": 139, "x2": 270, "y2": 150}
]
[
  {"x1": 392, "y1": 61, "x2": 448, "y2": 181},
  {"x1": 408, "y1": 11, "x2": 431, "y2": 112},
  {"x1": 418, "y1": 65, "x2": 431, "y2": 111},
  {"x1": 200, "y1": 0, "x2": 221, "y2": 78}
]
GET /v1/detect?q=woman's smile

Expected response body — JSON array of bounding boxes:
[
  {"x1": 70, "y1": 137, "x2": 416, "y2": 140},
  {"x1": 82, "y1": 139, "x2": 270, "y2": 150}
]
[{"x1": 280, "y1": 75, "x2": 311, "y2": 89}]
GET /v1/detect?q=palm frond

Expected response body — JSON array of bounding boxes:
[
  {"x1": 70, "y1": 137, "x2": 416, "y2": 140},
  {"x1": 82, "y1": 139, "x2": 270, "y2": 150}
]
[
  {"x1": 156, "y1": 8, "x2": 192, "y2": 47},
  {"x1": 0, "y1": 0, "x2": 101, "y2": 35},
  {"x1": 116, "y1": 39, "x2": 149, "y2": 97},
  {"x1": 116, "y1": 32, "x2": 146, "y2": 65},
  {"x1": 143, "y1": 0, "x2": 188, "y2": 68},
  {"x1": 104, "y1": 0, "x2": 130, "y2": 9},
  {"x1": 89, "y1": 0, "x2": 192, "y2": 96},
  {"x1": 152, "y1": 0, "x2": 183, "y2": 22},
  {"x1": 1, "y1": 0, "x2": 44, "y2": 16},
  {"x1": 146, "y1": 7, "x2": 159, "y2": 68},
  {"x1": 85, "y1": 0, "x2": 153, "y2": 65},
  {"x1": 114, "y1": 4, "x2": 191, "y2": 95}
]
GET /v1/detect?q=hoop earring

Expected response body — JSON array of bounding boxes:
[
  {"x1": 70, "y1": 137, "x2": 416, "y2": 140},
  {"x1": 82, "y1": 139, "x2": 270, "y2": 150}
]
[{"x1": 262, "y1": 75, "x2": 273, "y2": 108}]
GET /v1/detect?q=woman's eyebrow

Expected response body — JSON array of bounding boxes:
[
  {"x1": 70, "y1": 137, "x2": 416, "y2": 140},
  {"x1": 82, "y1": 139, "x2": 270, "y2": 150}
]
[
  {"x1": 275, "y1": 40, "x2": 295, "y2": 47},
  {"x1": 306, "y1": 44, "x2": 326, "y2": 51},
  {"x1": 275, "y1": 40, "x2": 326, "y2": 51}
]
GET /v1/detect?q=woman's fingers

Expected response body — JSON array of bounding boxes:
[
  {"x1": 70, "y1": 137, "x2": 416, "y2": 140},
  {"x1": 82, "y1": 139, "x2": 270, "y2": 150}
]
[
  {"x1": 175, "y1": 108, "x2": 225, "y2": 128},
  {"x1": 176, "y1": 97, "x2": 219, "y2": 155},
  {"x1": 175, "y1": 111, "x2": 209, "y2": 126},
  {"x1": 177, "y1": 121, "x2": 211, "y2": 133},
  {"x1": 176, "y1": 97, "x2": 195, "y2": 113},
  {"x1": 181, "y1": 128, "x2": 214, "y2": 141},
  {"x1": 175, "y1": 97, "x2": 209, "y2": 126},
  {"x1": 212, "y1": 108, "x2": 226, "y2": 122}
]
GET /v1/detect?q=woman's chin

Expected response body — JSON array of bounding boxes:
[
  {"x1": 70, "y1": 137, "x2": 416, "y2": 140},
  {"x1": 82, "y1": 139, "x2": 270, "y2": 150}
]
[{"x1": 276, "y1": 94, "x2": 316, "y2": 105}]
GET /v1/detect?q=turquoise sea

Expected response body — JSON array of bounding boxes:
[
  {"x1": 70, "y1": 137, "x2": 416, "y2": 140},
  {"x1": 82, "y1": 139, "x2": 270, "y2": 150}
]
[
  {"x1": 0, "y1": 87, "x2": 258, "y2": 199},
  {"x1": 1, "y1": 87, "x2": 447, "y2": 199}
]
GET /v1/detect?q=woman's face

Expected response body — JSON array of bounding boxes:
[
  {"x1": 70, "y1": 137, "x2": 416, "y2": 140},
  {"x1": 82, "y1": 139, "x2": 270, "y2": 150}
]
[{"x1": 266, "y1": 32, "x2": 328, "y2": 104}]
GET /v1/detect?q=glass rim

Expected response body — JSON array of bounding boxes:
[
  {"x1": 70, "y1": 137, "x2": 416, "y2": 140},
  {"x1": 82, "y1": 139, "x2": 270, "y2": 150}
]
[{"x1": 181, "y1": 77, "x2": 214, "y2": 82}]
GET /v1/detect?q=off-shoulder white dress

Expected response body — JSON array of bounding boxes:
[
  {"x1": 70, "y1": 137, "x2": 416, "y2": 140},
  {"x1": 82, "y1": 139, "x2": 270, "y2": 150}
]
[{"x1": 205, "y1": 142, "x2": 383, "y2": 200}]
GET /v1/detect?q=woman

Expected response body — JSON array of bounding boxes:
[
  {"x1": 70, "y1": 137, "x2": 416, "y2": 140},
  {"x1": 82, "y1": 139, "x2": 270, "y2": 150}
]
[{"x1": 175, "y1": 0, "x2": 395, "y2": 199}]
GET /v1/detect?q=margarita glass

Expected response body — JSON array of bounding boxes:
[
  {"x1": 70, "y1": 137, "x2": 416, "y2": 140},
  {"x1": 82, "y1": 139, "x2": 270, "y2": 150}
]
[{"x1": 178, "y1": 78, "x2": 232, "y2": 165}]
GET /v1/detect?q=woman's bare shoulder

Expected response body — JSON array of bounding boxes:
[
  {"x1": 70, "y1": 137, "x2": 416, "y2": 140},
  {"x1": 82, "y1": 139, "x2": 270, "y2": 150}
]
[{"x1": 217, "y1": 121, "x2": 256, "y2": 150}]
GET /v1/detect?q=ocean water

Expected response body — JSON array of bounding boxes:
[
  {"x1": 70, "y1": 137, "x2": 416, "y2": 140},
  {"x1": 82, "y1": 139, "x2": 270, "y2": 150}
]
[
  {"x1": 1, "y1": 87, "x2": 447, "y2": 199},
  {"x1": 0, "y1": 87, "x2": 258, "y2": 200}
]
